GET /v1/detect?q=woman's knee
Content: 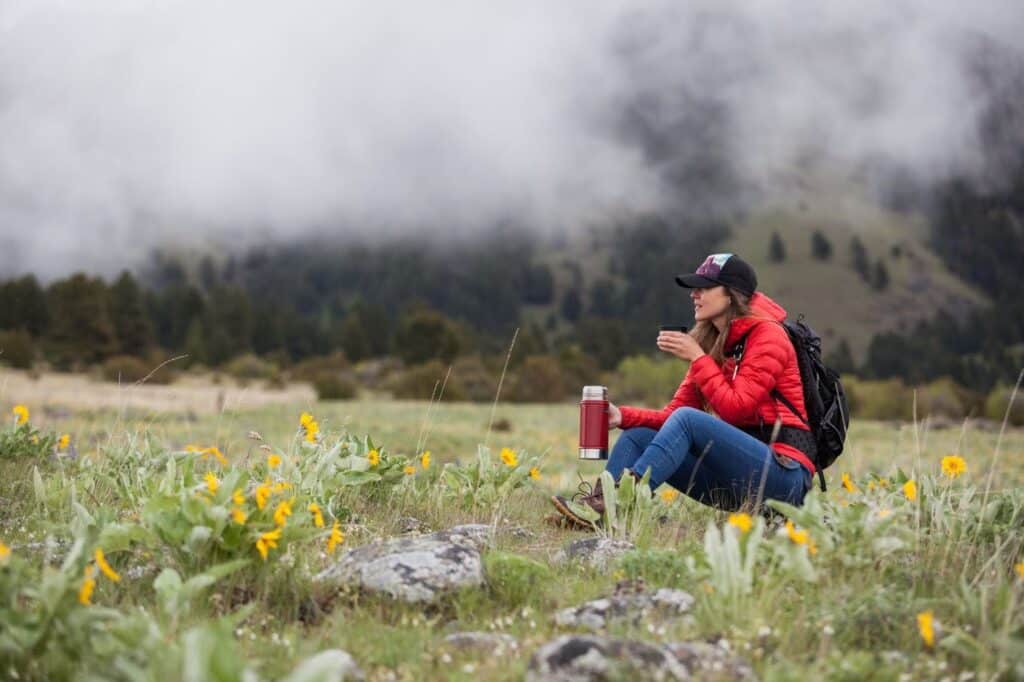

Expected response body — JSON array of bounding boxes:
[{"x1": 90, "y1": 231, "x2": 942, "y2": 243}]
[
  {"x1": 621, "y1": 427, "x2": 657, "y2": 447},
  {"x1": 666, "y1": 406, "x2": 703, "y2": 429}
]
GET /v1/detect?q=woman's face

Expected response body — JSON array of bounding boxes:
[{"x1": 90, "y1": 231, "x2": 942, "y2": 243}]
[{"x1": 691, "y1": 285, "x2": 731, "y2": 322}]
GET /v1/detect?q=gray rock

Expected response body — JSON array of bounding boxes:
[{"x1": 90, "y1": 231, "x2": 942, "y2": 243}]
[
  {"x1": 554, "y1": 538, "x2": 635, "y2": 569},
  {"x1": 314, "y1": 533, "x2": 483, "y2": 603},
  {"x1": 283, "y1": 649, "x2": 364, "y2": 682},
  {"x1": 443, "y1": 631, "x2": 518, "y2": 653},
  {"x1": 665, "y1": 641, "x2": 756, "y2": 680},
  {"x1": 431, "y1": 524, "x2": 494, "y2": 551},
  {"x1": 554, "y1": 588, "x2": 695, "y2": 631},
  {"x1": 526, "y1": 635, "x2": 688, "y2": 682}
]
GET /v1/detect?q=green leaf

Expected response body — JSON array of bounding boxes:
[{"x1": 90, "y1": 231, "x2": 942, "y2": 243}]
[
  {"x1": 186, "y1": 526, "x2": 213, "y2": 553},
  {"x1": 601, "y1": 471, "x2": 618, "y2": 533},
  {"x1": 72, "y1": 501, "x2": 96, "y2": 528}
]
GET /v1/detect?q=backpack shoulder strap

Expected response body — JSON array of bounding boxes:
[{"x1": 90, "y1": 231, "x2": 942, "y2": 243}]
[{"x1": 772, "y1": 389, "x2": 809, "y2": 427}]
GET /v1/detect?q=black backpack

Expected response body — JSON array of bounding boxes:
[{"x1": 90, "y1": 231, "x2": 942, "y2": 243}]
[{"x1": 733, "y1": 316, "x2": 851, "y2": 491}]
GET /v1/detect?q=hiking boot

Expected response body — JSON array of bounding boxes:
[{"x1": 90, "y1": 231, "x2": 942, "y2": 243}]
[{"x1": 549, "y1": 478, "x2": 606, "y2": 530}]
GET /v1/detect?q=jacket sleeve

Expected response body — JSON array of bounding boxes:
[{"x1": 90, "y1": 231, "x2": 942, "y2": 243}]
[
  {"x1": 688, "y1": 323, "x2": 787, "y2": 424},
  {"x1": 618, "y1": 368, "x2": 704, "y2": 430}
]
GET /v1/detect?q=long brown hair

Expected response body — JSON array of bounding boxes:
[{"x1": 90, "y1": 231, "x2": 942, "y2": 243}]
[{"x1": 689, "y1": 287, "x2": 753, "y2": 365}]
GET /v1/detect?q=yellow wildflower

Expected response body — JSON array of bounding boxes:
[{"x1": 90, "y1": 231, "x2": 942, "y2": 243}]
[
  {"x1": 273, "y1": 498, "x2": 294, "y2": 527},
  {"x1": 203, "y1": 447, "x2": 228, "y2": 466},
  {"x1": 94, "y1": 548, "x2": 121, "y2": 582},
  {"x1": 660, "y1": 488, "x2": 679, "y2": 504},
  {"x1": 917, "y1": 610, "x2": 935, "y2": 647},
  {"x1": 500, "y1": 447, "x2": 518, "y2": 468},
  {"x1": 30, "y1": 435, "x2": 38, "y2": 444},
  {"x1": 1014, "y1": 562, "x2": 1024, "y2": 580},
  {"x1": 728, "y1": 512, "x2": 753, "y2": 534},
  {"x1": 204, "y1": 472, "x2": 220, "y2": 494},
  {"x1": 300, "y1": 412, "x2": 319, "y2": 443},
  {"x1": 231, "y1": 507, "x2": 247, "y2": 525},
  {"x1": 403, "y1": 465, "x2": 416, "y2": 475},
  {"x1": 529, "y1": 467, "x2": 541, "y2": 481},
  {"x1": 12, "y1": 405, "x2": 28, "y2": 425},
  {"x1": 308, "y1": 502, "x2": 325, "y2": 528},
  {"x1": 268, "y1": 454, "x2": 282, "y2": 469},
  {"x1": 841, "y1": 473, "x2": 858, "y2": 493},
  {"x1": 876, "y1": 508, "x2": 893, "y2": 519},
  {"x1": 255, "y1": 528, "x2": 282, "y2": 561},
  {"x1": 785, "y1": 520, "x2": 817, "y2": 555},
  {"x1": 420, "y1": 451, "x2": 431, "y2": 470},
  {"x1": 255, "y1": 483, "x2": 271, "y2": 510},
  {"x1": 903, "y1": 479, "x2": 917, "y2": 502},
  {"x1": 867, "y1": 480, "x2": 876, "y2": 492},
  {"x1": 327, "y1": 520, "x2": 344, "y2": 554},
  {"x1": 78, "y1": 565, "x2": 97, "y2": 605},
  {"x1": 941, "y1": 455, "x2": 967, "y2": 479},
  {"x1": 367, "y1": 449, "x2": 380, "y2": 467},
  {"x1": 185, "y1": 444, "x2": 201, "y2": 453},
  {"x1": 232, "y1": 488, "x2": 245, "y2": 506},
  {"x1": 0, "y1": 541, "x2": 10, "y2": 563},
  {"x1": 272, "y1": 481, "x2": 292, "y2": 494},
  {"x1": 57, "y1": 434, "x2": 70, "y2": 450}
]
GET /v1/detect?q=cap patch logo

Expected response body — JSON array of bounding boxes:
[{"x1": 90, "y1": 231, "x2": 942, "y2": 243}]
[{"x1": 695, "y1": 253, "x2": 733, "y2": 278}]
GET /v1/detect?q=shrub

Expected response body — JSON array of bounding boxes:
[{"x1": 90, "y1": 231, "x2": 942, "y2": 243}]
[
  {"x1": 917, "y1": 377, "x2": 982, "y2": 419},
  {"x1": 313, "y1": 374, "x2": 358, "y2": 401},
  {"x1": 290, "y1": 352, "x2": 350, "y2": 383},
  {"x1": 450, "y1": 355, "x2": 498, "y2": 402},
  {"x1": 388, "y1": 360, "x2": 466, "y2": 401},
  {"x1": 223, "y1": 353, "x2": 277, "y2": 382},
  {"x1": 610, "y1": 355, "x2": 684, "y2": 407},
  {"x1": 843, "y1": 377, "x2": 914, "y2": 420},
  {"x1": 0, "y1": 329, "x2": 35, "y2": 369},
  {"x1": 102, "y1": 355, "x2": 151, "y2": 383},
  {"x1": 507, "y1": 355, "x2": 569, "y2": 403},
  {"x1": 984, "y1": 385, "x2": 1024, "y2": 426},
  {"x1": 484, "y1": 551, "x2": 552, "y2": 608}
]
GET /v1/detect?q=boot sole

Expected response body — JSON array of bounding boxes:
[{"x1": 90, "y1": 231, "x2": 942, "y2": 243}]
[{"x1": 549, "y1": 495, "x2": 600, "y2": 530}]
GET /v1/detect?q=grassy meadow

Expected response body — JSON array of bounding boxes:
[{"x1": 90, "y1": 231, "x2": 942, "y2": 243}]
[{"x1": 1, "y1": 372, "x2": 1023, "y2": 680}]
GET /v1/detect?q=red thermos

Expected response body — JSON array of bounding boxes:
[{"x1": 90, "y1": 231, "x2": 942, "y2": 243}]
[{"x1": 579, "y1": 385, "x2": 609, "y2": 460}]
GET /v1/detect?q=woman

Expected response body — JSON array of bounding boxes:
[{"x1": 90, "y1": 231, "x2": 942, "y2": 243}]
[{"x1": 551, "y1": 253, "x2": 815, "y2": 526}]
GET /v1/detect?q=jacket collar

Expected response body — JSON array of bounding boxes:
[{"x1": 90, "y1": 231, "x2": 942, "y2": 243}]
[{"x1": 723, "y1": 292, "x2": 787, "y2": 350}]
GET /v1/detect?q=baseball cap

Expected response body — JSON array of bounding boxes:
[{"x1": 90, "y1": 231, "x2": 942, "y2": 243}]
[{"x1": 675, "y1": 253, "x2": 757, "y2": 297}]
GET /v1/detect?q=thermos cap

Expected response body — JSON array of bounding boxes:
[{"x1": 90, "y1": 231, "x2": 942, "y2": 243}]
[{"x1": 581, "y1": 385, "x2": 608, "y2": 400}]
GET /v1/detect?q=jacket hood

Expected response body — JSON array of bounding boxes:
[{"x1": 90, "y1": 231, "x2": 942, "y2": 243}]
[{"x1": 725, "y1": 292, "x2": 787, "y2": 347}]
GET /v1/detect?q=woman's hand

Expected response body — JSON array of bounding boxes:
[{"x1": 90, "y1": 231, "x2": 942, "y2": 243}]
[
  {"x1": 657, "y1": 331, "x2": 706, "y2": 362},
  {"x1": 608, "y1": 402, "x2": 622, "y2": 429}
]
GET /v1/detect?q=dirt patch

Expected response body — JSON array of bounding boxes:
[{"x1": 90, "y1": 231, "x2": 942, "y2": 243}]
[{"x1": 0, "y1": 369, "x2": 316, "y2": 415}]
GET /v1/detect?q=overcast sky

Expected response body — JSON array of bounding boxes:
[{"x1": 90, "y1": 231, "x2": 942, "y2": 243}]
[{"x1": 1, "y1": 0, "x2": 1022, "y2": 277}]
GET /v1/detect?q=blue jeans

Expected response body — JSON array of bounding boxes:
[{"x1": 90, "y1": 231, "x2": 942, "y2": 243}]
[{"x1": 607, "y1": 407, "x2": 811, "y2": 511}]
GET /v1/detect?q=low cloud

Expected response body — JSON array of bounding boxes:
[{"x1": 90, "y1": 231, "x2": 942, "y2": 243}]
[{"x1": 0, "y1": 0, "x2": 1021, "y2": 277}]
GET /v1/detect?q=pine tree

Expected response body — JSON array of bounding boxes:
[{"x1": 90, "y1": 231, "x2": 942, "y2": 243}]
[
  {"x1": 0, "y1": 275, "x2": 49, "y2": 336},
  {"x1": 183, "y1": 318, "x2": 208, "y2": 367},
  {"x1": 561, "y1": 288, "x2": 582, "y2": 322},
  {"x1": 850, "y1": 236, "x2": 870, "y2": 281},
  {"x1": 872, "y1": 259, "x2": 890, "y2": 291},
  {"x1": 45, "y1": 274, "x2": 118, "y2": 369},
  {"x1": 811, "y1": 230, "x2": 833, "y2": 261},
  {"x1": 769, "y1": 231, "x2": 787, "y2": 262},
  {"x1": 109, "y1": 271, "x2": 155, "y2": 356},
  {"x1": 824, "y1": 338, "x2": 856, "y2": 374}
]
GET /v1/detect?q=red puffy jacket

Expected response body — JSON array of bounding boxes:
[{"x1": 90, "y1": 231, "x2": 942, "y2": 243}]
[{"x1": 618, "y1": 292, "x2": 814, "y2": 474}]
